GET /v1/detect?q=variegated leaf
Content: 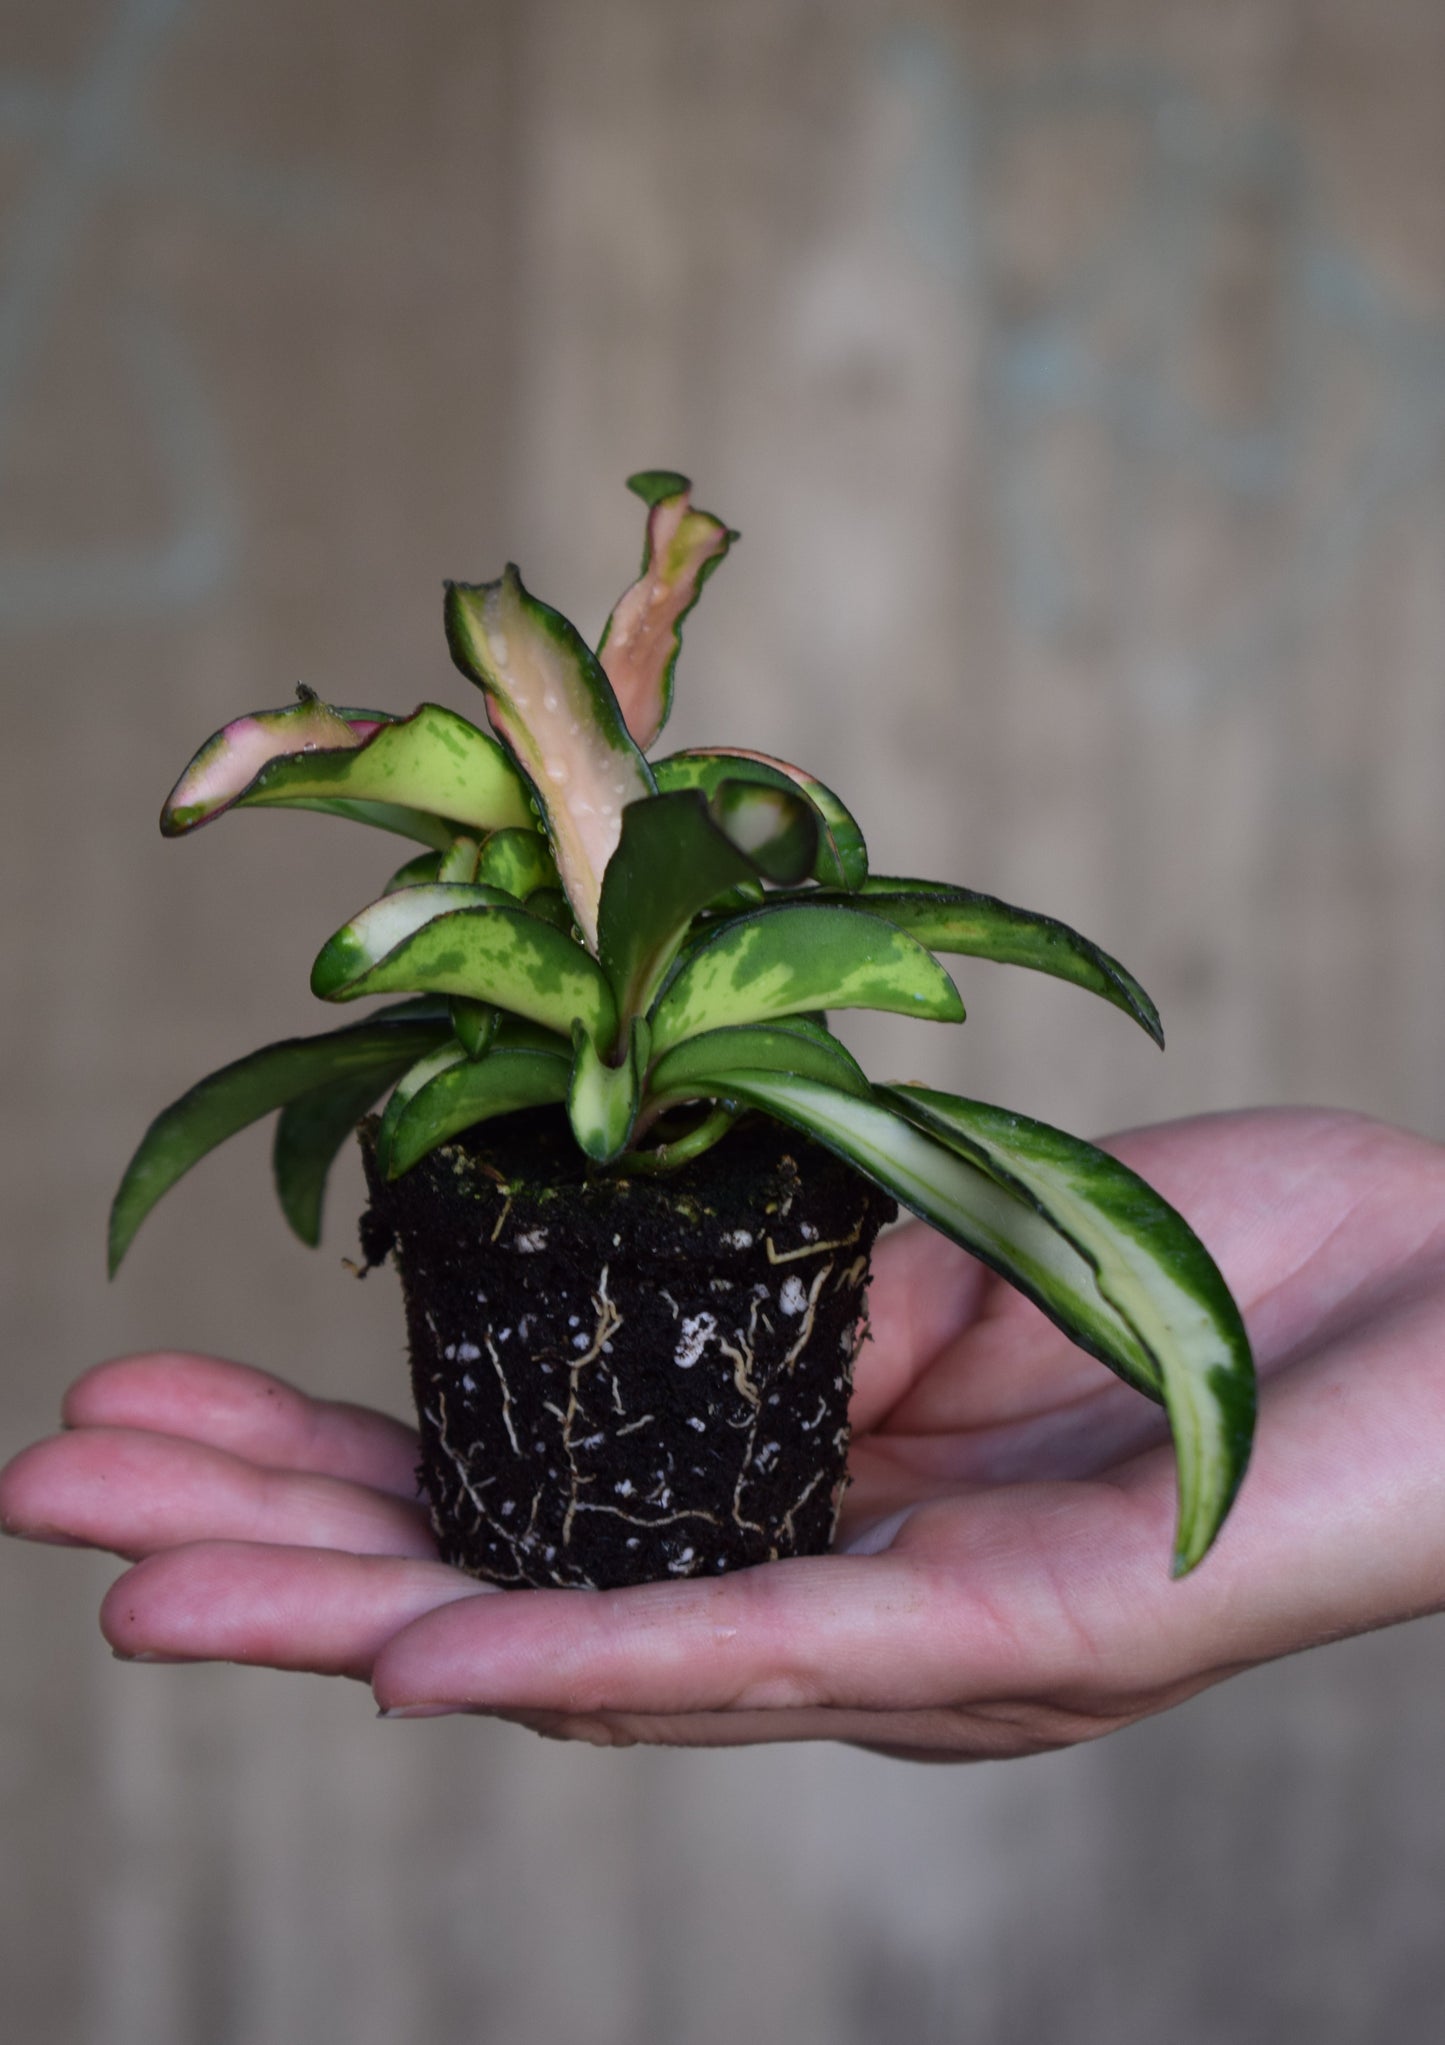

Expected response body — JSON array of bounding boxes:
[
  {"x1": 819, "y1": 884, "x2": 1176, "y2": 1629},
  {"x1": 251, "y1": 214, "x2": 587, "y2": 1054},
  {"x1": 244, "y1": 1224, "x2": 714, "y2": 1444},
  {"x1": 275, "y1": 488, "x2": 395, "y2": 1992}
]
[
  {"x1": 652, "y1": 748, "x2": 867, "y2": 890},
  {"x1": 690, "y1": 1071, "x2": 1158, "y2": 1391},
  {"x1": 567, "y1": 1018, "x2": 648, "y2": 1163},
  {"x1": 378, "y1": 1045, "x2": 572, "y2": 1179},
  {"x1": 311, "y1": 894, "x2": 616, "y2": 1043},
  {"x1": 436, "y1": 836, "x2": 482, "y2": 883},
  {"x1": 375, "y1": 1041, "x2": 472, "y2": 1166},
  {"x1": 647, "y1": 1017, "x2": 870, "y2": 1102},
  {"x1": 309, "y1": 883, "x2": 515, "y2": 993},
  {"x1": 475, "y1": 826, "x2": 559, "y2": 898},
  {"x1": 596, "y1": 787, "x2": 817, "y2": 1033},
  {"x1": 881, "y1": 1085, "x2": 1254, "y2": 1574},
  {"x1": 450, "y1": 996, "x2": 498, "y2": 1058},
  {"x1": 160, "y1": 694, "x2": 365, "y2": 832},
  {"x1": 597, "y1": 471, "x2": 736, "y2": 749},
  {"x1": 444, "y1": 565, "x2": 654, "y2": 949},
  {"x1": 162, "y1": 702, "x2": 532, "y2": 842},
  {"x1": 799, "y1": 878, "x2": 1162, "y2": 1045},
  {"x1": 109, "y1": 1006, "x2": 451, "y2": 1273},
  {"x1": 384, "y1": 850, "x2": 443, "y2": 894},
  {"x1": 648, "y1": 903, "x2": 964, "y2": 1055}
]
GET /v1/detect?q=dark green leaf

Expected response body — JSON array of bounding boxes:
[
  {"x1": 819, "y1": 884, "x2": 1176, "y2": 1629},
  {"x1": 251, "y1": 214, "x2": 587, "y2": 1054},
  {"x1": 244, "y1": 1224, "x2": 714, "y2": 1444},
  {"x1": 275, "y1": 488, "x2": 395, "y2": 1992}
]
[
  {"x1": 274, "y1": 797, "x2": 457, "y2": 850},
  {"x1": 519, "y1": 887, "x2": 576, "y2": 935},
  {"x1": 110, "y1": 1012, "x2": 451, "y2": 1273},
  {"x1": 273, "y1": 1065, "x2": 413, "y2": 1247},
  {"x1": 450, "y1": 997, "x2": 498, "y2": 1058},
  {"x1": 596, "y1": 788, "x2": 817, "y2": 1034},
  {"x1": 384, "y1": 850, "x2": 443, "y2": 894},
  {"x1": 624, "y1": 469, "x2": 692, "y2": 509}
]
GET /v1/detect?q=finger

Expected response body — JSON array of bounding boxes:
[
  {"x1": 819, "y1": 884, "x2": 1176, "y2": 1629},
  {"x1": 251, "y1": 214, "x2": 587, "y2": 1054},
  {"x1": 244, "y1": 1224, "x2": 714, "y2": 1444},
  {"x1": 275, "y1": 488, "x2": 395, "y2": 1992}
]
[
  {"x1": 369, "y1": 1493, "x2": 1132, "y2": 1721},
  {"x1": 481, "y1": 1693, "x2": 1152, "y2": 1757},
  {"x1": 0, "y1": 1427, "x2": 436, "y2": 1562},
  {"x1": 849, "y1": 1223, "x2": 992, "y2": 1431},
  {"x1": 477, "y1": 1705, "x2": 1015, "y2": 1754},
  {"x1": 62, "y1": 1353, "x2": 420, "y2": 1498},
  {"x1": 103, "y1": 1542, "x2": 486, "y2": 1678}
]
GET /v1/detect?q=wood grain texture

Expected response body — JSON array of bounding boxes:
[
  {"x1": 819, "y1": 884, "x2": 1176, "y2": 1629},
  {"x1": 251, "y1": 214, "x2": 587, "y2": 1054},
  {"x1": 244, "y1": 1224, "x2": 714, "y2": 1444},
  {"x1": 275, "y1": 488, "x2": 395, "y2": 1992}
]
[{"x1": 1, "y1": 2, "x2": 1442, "y2": 2040}]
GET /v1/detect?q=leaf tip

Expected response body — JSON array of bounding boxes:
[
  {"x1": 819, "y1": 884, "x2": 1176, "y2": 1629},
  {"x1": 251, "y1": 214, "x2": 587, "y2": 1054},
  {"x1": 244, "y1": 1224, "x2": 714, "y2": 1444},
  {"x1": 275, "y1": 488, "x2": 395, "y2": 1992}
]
[{"x1": 626, "y1": 468, "x2": 692, "y2": 508}]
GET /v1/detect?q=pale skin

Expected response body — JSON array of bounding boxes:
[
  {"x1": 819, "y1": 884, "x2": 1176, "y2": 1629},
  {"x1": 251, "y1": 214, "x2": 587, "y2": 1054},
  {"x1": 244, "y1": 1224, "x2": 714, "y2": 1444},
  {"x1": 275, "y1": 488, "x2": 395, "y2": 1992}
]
[{"x1": 4, "y1": 1108, "x2": 1444, "y2": 1762}]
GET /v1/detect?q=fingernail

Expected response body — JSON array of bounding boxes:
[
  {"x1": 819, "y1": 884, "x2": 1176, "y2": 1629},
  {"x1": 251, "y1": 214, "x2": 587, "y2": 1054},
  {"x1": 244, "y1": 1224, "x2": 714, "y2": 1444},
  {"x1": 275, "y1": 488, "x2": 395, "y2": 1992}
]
[
  {"x1": 112, "y1": 1649, "x2": 190, "y2": 1664},
  {"x1": 377, "y1": 1701, "x2": 488, "y2": 1720}
]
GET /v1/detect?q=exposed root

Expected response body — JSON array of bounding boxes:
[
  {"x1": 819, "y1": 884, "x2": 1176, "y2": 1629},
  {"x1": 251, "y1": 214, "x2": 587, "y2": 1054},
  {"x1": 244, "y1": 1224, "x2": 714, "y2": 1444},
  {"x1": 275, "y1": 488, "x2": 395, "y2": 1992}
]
[
  {"x1": 483, "y1": 1334, "x2": 520, "y2": 1455},
  {"x1": 781, "y1": 1262, "x2": 831, "y2": 1374},
  {"x1": 765, "y1": 1221, "x2": 863, "y2": 1265},
  {"x1": 560, "y1": 1268, "x2": 624, "y2": 1546}
]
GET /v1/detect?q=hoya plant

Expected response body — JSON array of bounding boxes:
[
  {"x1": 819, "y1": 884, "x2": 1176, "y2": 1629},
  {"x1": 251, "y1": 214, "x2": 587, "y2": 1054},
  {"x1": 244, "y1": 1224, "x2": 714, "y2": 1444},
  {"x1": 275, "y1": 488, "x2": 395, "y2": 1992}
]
[{"x1": 111, "y1": 470, "x2": 1254, "y2": 1585}]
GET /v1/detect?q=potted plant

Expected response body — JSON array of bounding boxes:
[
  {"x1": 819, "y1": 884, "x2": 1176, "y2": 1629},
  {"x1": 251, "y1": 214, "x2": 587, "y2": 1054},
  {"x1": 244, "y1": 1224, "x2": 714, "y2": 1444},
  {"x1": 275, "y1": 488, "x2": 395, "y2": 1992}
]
[{"x1": 110, "y1": 469, "x2": 1255, "y2": 1592}]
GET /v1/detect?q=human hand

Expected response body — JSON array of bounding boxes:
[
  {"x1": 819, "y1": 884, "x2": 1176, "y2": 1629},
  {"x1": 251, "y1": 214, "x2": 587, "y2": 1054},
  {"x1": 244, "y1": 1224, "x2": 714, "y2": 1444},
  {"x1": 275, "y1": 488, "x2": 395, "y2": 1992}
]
[{"x1": 4, "y1": 1108, "x2": 1443, "y2": 1760}]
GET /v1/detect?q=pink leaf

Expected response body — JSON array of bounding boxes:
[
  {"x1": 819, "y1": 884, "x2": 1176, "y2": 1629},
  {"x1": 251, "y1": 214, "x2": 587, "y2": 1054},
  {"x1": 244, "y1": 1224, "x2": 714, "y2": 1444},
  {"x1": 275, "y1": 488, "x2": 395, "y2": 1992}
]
[
  {"x1": 161, "y1": 698, "x2": 363, "y2": 833},
  {"x1": 598, "y1": 472, "x2": 736, "y2": 750}
]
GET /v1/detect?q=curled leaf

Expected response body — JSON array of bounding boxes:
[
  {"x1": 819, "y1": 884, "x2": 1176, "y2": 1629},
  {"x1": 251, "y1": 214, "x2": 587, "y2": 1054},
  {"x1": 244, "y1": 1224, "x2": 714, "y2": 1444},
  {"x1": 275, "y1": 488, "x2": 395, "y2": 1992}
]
[
  {"x1": 567, "y1": 1019, "x2": 648, "y2": 1163},
  {"x1": 161, "y1": 701, "x2": 533, "y2": 844},
  {"x1": 597, "y1": 472, "x2": 737, "y2": 749},
  {"x1": 653, "y1": 748, "x2": 867, "y2": 889},
  {"x1": 162, "y1": 696, "x2": 365, "y2": 832},
  {"x1": 596, "y1": 786, "x2": 818, "y2": 1036},
  {"x1": 444, "y1": 566, "x2": 654, "y2": 950}
]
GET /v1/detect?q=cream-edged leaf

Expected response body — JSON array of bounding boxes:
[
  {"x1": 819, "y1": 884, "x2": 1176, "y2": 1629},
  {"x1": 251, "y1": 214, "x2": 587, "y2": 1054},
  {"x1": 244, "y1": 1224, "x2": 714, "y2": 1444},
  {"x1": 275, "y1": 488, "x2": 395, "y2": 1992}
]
[
  {"x1": 310, "y1": 893, "x2": 616, "y2": 1043},
  {"x1": 444, "y1": 565, "x2": 654, "y2": 949},
  {"x1": 162, "y1": 702, "x2": 532, "y2": 842},
  {"x1": 653, "y1": 748, "x2": 867, "y2": 889},
  {"x1": 596, "y1": 787, "x2": 816, "y2": 1034},
  {"x1": 647, "y1": 1017, "x2": 870, "y2": 1102},
  {"x1": 881, "y1": 1086, "x2": 1254, "y2": 1574},
  {"x1": 597, "y1": 472, "x2": 736, "y2": 748},
  {"x1": 379, "y1": 1046, "x2": 572, "y2": 1178}
]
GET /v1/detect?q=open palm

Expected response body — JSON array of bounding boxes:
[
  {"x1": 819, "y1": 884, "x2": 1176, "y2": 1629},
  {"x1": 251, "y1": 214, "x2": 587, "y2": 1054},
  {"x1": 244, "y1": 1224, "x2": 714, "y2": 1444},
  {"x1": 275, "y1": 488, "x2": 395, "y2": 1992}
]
[{"x1": 5, "y1": 1107, "x2": 1444, "y2": 1760}]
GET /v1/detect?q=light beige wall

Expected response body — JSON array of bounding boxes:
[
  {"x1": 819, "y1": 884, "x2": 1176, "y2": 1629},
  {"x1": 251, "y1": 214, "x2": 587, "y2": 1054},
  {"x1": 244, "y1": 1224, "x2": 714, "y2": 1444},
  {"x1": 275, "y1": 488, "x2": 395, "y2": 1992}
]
[{"x1": 2, "y1": 3, "x2": 1443, "y2": 2040}]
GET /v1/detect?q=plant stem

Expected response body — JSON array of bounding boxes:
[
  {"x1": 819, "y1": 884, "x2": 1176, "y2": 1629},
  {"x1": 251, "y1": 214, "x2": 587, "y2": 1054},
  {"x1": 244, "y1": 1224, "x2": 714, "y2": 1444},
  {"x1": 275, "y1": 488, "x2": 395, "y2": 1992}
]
[{"x1": 616, "y1": 1104, "x2": 737, "y2": 1176}]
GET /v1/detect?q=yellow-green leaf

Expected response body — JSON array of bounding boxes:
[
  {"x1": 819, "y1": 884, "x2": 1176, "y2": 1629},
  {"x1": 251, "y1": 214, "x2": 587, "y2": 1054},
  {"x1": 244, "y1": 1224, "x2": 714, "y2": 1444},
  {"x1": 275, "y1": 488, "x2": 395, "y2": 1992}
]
[{"x1": 648, "y1": 904, "x2": 963, "y2": 1055}]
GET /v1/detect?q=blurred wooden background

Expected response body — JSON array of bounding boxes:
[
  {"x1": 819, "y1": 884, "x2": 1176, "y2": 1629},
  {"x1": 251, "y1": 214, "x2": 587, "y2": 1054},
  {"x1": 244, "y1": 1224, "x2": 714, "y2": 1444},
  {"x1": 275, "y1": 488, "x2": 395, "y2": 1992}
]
[{"x1": 2, "y1": 1, "x2": 1443, "y2": 2040}]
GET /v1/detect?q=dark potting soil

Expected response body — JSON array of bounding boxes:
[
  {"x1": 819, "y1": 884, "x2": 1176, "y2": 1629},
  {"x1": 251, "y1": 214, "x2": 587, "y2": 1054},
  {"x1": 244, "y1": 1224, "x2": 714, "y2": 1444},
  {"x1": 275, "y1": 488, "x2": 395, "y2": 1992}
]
[{"x1": 359, "y1": 1108, "x2": 896, "y2": 1590}]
